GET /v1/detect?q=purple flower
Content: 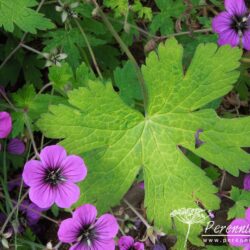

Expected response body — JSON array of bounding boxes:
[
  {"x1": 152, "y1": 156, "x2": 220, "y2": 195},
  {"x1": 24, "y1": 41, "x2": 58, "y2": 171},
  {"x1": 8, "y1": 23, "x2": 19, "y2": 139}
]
[
  {"x1": 244, "y1": 174, "x2": 250, "y2": 190},
  {"x1": 227, "y1": 208, "x2": 250, "y2": 249},
  {"x1": 0, "y1": 112, "x2": 12, "y2": 138},
  {"x1": 58, "y1": 204, "x2": 119, "y2": 250},
  {"x1": 7, "y1": 138, "x2": 25, "y2": 155},
  {"x1": 22, "y1": 145, "x2": 87, "y2": 208},
  {"x1": 212, "y1": 0, "x2": 250, "y2": 50},
  {"x1": 20, "y1": 200, "x2": 48, "y2": 225},
  {"x1": 118, "y1": 236, "x2": 144, "y2": 250}
]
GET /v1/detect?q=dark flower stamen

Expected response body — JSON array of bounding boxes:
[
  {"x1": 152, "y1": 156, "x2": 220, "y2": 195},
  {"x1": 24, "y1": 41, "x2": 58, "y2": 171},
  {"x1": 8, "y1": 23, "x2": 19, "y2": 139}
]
[
  {"x1": 44, "y1": 168, "x2": 66, "y2": 185},
  {"x1": 78, "y1": 225, "x2": 96, "y2": 246},
  {"x1": 231, "y1": 15, "x2": 250, "y2": 34}
]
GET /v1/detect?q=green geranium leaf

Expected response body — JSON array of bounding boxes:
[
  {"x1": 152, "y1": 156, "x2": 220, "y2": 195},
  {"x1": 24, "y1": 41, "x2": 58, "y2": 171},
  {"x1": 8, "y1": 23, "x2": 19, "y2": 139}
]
[
  {"x1": 49, "y1": 63, "x2": 96, "y2": 92},
  {"x1": 37, "y1": 39, "x2": 250, "y2": 248},
  {"x1": 228, "y1": 186, "x2": 250, "y2": 219},
  {"x1": 150, "y1": 0, "x2": 186, "y2": 35},
  {"x1": 114, "y1": 61, "x2": 142, "y2": 106},
  {"x1": 0, "y1": 0, "x2": 54, "y2": 33},
  {"x1": 12, "y1": 84, "x2": 66, "y2": 121}
]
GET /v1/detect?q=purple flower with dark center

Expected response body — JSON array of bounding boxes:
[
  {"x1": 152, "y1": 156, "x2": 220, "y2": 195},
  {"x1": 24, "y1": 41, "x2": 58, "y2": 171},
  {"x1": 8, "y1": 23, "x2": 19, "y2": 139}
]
[
  {"x1": 22, "y1": 145, "x2": 87, "y2": 208},
  {"x1": 118, "y1": 236, "x2": 144, "y2": 250},
  {"x1": 244, "y1": 174, "x2": 250, "y2": 190},
  {"x1": 0, "y1": 111, "x2": 12, "y2": 138},
  {"x1": 7, "y1": 138, "x2": 25, "y2": 155},
  {"x1": 58, "y1": 204, "x2": 119, "y2": 250},
  {"x1": 227, "y1": 208, "x2": 250, "y2": 249},
  {"x1": 212, "y1": 0, "x2": 250, "y2": 50}
]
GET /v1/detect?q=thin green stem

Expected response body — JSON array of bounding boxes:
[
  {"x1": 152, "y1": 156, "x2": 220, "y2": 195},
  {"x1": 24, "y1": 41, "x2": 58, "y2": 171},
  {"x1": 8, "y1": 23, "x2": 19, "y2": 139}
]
[
  {"x1": 90, "y1": 0, "x2": 148, "y2": 115},
  {"x1": 73, "y1": 18, "x2": 103, "y2": 80},
  {"x1": 219, "y1": 170, "x2": 226, "y2": 192},
  {"x1": 23, "y1": 113, "x2": 40, "y2": 159},
  {"x1": 110, "y1": 209, "x2": 125, "y2": 235},
  {"x1": 0, "y1": 0, "x2": 47, "y2": 69},
  {"x1": 0, "y1": 191, "x2": 29, "y2": 235},
  {"x1": 109, "y1": 16, "x2": 213, "y2": 39},
  {"x1": 241, "y1": 57, "x2": 250, "y2": 63},
  {"x1": 38, "y1": 82, "x2": 53, "y2": 94},
  {"x1": 2, "y1": 142, "x2": 13, "y2": 213},
  {"x1": 123, "y1": 199, "x2": 151, "y2": 229},
  {"x1": 0, "y1": 88, "x2": 18, "y2": 112},
  {"x1": 184, "y1": 223, "x2": 191, "y2": 248},
  {"x1": 0, "y1": 44, "x2": 21, "y2": 70},
  {"x1": 20, "y1": 43, "x2": 46, "y2": 57}
]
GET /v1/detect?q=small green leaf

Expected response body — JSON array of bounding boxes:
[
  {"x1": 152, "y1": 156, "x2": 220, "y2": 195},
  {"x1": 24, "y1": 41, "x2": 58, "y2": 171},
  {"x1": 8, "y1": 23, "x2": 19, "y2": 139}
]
[
  {"x1": 150, "y1": 0, "x2": 186, "y2": 34},
  {"x1": 204, "y1": 166, "x2": 221, "y2": 181},
  {"x1": 228, "y1": 186, "x2": 250, "y2": 219},
  {"x1": 114, "y1": 61, "x2": 142, "y2": 106},
  {"x1": 49, "y1": 63, "x2": 96, "y2": 92},
  {"x1": 0, "y1": 0, "x2": 55, "y2": 33}
]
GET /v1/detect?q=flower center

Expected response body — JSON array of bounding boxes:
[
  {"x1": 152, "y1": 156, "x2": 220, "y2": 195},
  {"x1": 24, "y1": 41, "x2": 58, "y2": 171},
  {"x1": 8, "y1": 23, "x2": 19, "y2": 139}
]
[
  {"x1": 78, "y1": 225, "x2": 96, "y2": 247},
  {"x1": 231, "y1": 15, "x2": 250, "y2": 34},
  {"x1": 44, "y1": 168, "x2": 66, "y2": 186}
]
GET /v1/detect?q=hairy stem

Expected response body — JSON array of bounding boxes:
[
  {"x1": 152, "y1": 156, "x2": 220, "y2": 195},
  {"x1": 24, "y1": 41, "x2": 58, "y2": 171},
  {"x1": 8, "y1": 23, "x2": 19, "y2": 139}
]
[
  {"x1": 0, "y1": 191, "x2": 29, "y2": 235},
  {"x1": 123, "y1": 199, "x2": 151, "y2": 229},
  {"x1": 0, "y1": 0, "x2": 47, "y2": 69},
  {"x1": 74, "y1": 18, "x2": 103, "y2": 80},
  {"x1": 20, "y1": 43, "x2": 46, "y2": 57},
  {"x1": 23, "y1": 113, "x2": 40, "y2": 159},
  {"x1": 90, "y1": 0, "x2": 148, "y2": 115},
  {"x1": 184, "y1": 223, "x2": 191, "y2": 248}
]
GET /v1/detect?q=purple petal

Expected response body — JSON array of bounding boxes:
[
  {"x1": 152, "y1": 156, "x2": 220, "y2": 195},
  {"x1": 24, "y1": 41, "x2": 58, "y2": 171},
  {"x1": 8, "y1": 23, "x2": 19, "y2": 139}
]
[
  {"x1": 70, "y1": 243, "x2": 89, "y2": 250},
  {"x1": 58, "y1": 218, "x2": 80, "y2": 243},
  {"x1": 118, "y1": 236, "x2": 134, "y2": 250},
  {"x1": 212, "y1": 11, "x2": 233, "y2": 33},
  {"x1": 26, "y1": 203, "x2": 48, "y2": 225},
  {"x1": 218, "y1": 29, "x2": 239, "y2": 47},
  {"x1": 22, "y1": 160, "x2": 45, "y2": 187},
  {"x1": 94, "y1": 214, "x2": 119, "y2": 239},
  {"x1": 73, "y1": 204, "x2": 97, "y2": 226},
  {"x1": 7, "y1": 138, "x2": 25, "y2": 155},
  {"x1": 39, "y1": 145, "x2": 67, "y2": 168},
  {"x1": 19, "y1": 200, "x2": 30, "y2": 213},
  {"x1": 246, "y1": 208, "x2": 250, "y2": 222},
  {"x1": 29, "y1": 184, "x2": 56, "y2": 208},
  {"x1": 225, "y1": 0, "x2": 247, "y2": 16},
  {"x1": 195, "y1": 129, "x2": 205, "y2": 149},
  {"x1": 227, "y1": 218, "x2": 250, "y2": 247},
  {"x1": 92, "y1": 239, "x2": 116, "y2": 250},
  {"x1": 55, "y1": 182, "x2": 80, "y2": 208},
  {"x1": 134, "y1": 242, "x2": 145, "y2": 250},
  {"x1": 244, "y1": 174, "x2": 250, "y2": 191},
  {"x1": 138, "y1": 182, "x2": 145, "y2": 190},
  {"x1": 61, "y1": 155, "x2": 87, "y2": 182},
  {"x1": 0, "y1": 112, "x2": 12, "y2": 139},
  {"x1": 242, "y1": 30, "x2": 250, "y2": 51}
]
